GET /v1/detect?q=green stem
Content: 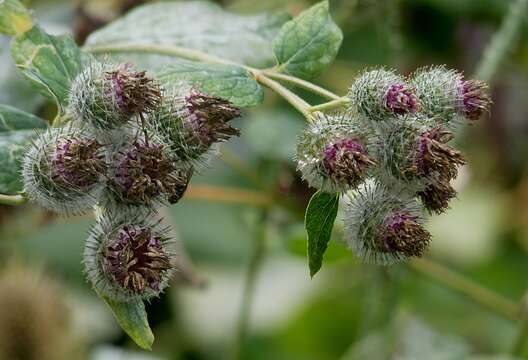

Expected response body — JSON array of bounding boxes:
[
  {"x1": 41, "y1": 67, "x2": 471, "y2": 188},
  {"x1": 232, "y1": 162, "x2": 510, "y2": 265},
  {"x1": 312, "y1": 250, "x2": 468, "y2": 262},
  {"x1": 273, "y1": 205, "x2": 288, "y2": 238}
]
[
  {"x1": 409, "y1": 258, "x2": 518, "y2": 320},
  {"x1": 84, "y1": 43, "x2": 243, "y2": 68},
  {"x1": 262, "y1": 69, "x2": 341, "y2": 100},
  {"x1": 253, "y1": 71, "x2": 312, "y2": 119},
  {"x1": 474, "y1": 0, "x2": 528, "y2": 82},
  {"x1": 512, "y1": 293, "x2": 528, "y2": 356},
  {"x1": 232, "y1": 211, "x2": 268, "y2": 360},
  {"x1": 0, "y1": 193, "x2": 28, "y2": 206},
  {"x1": 309, "y1": 97, "x2": 350, "y2": 112}
]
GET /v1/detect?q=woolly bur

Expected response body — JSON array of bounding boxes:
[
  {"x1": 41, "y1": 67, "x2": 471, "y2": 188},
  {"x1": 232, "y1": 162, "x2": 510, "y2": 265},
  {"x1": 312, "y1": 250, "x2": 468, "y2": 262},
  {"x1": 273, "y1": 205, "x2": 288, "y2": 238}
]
[
  {"x1": 22, "y1": 126, "x2": 107, "y2": 215},
  {"x1": 84, "y1": 210, "x2": 176, "y2": 301},
  {"x1": 344, "y1": 183, "x2": 431, "y2": 265},
  {"x1": 296, "y1": 112, "x2": 376, "y2": 193}
]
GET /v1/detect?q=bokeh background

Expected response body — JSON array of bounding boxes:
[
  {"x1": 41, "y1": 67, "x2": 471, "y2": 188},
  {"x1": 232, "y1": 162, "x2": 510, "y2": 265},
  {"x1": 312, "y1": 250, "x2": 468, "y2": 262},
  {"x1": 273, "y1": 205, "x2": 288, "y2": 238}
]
[{"x1": 1, "y1": 0, "x2": 528, "y2": 359}]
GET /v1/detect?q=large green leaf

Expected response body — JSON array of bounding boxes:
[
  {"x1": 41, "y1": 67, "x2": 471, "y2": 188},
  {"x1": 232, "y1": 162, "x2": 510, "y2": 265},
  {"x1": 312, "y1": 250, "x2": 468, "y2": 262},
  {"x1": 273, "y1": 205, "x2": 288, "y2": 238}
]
[
  {"x1": 305, "y1": 190, "x2": 339, "y2": 277},
  {"x1": 0, "y1": 0, "x2": 32, "y2": 36},
  {"x1": 84, "y1": 1, "x2": 290, "y2": 69},
  {"x1": 157, "y1": 60, "x2": 263, "y2": 107},
  {"x1": 0, "y1": 130, "x2": 37, "y2": 194},
  {"x1": 0, "y1": 104, "x2": 47, "y2": 132},
  {"x1": 272, "y1": 1, "x2": 343, "y2": 80},
  {"x1": 0, "y1": 105, "x2": 47, "y2": 194},
  {"x1": 11, "y1": 26, "x2": 88, "y2": 113},
  {"x1": 99, "y1": 294, "x2": 154, "y2": 350}
]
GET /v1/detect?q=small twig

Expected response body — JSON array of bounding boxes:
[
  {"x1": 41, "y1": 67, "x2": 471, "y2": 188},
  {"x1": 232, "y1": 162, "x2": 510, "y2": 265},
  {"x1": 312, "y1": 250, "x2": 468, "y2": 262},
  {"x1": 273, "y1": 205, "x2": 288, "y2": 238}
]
[
  {"x1": 309, "y1": 97, "x2": 350, "y2": 113},
  {"x1": 512, "y1": 292, "x2": 528, "y2": 356},
  {"x1": 408, "y1": 257, "x2": 518, "y2": 320},
  {"x1": 262, "y1": 69, "x2": 341, "y2": 100},
  {"x1": 474, "y1": 0, "x2": 528, "y2": 82},
  {"x1": 0, "y1": 194, "x2": 28, "y2": 206},
  {"x1": 231, "y1": 211, "x2": 268, "y2": 360}
]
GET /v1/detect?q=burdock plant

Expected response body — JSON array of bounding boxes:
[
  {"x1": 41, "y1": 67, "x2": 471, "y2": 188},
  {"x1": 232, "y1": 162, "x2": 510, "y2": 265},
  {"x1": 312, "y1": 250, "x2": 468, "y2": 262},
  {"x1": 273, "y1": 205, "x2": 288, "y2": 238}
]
[{"x1": 2, "y1": 0, "x2": 517, "y2": 353}]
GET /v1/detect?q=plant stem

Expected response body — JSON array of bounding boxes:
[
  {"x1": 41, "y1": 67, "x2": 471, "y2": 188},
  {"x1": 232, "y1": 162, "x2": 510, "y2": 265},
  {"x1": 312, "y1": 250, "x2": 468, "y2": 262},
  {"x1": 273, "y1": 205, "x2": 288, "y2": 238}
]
[
  {"x1": 262, "y1": 69, "x2": 341, "y2": 100},
  {"x1": 0, "y1": 193, "x2": 28, "y2": 206},
  {"x1": 232, "y1": 211, "x2": 268, "y2": 360},
  {"x1": 474, "y1": 0, "x2": 528, "y2": 82},
  {"x1": 512, "y1": 292, "x2": 528, "y2": 356},
  {"x1": 252, "y1": 71, "x2": 312, "y2": 119},
  {"x1": 408, "y1": 258, "x2": 518, "y2": 320},
  {"x1": 309, "y1": 97, "x2": 350, "y2": 112},
  {"x1": 84, "y1": 43, "x2": 243, "y2": 68}
]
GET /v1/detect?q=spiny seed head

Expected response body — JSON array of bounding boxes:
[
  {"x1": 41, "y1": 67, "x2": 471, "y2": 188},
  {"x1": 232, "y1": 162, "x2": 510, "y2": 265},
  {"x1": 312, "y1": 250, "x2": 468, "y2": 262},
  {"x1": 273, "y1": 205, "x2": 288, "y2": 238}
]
[
  {"x1": 69, "y1": 62, "x2": 161, "y2": 131},
  {"x1": 417, "y1": 180, "x2": 457, "y2": 215},
  {"x1": 348, "y1": 68, "x2": 419, "y2": 122},
  {"x1": 22, "y1": 126, "x2": 106, "y2": 215},
  {"x1": 84, "y1": 210, "x2": 175, "y2": 301},
  {"x1": 380, "y1": 212, "x2": 430, "y2": 258},
  {"x1": 296, "y1": 112, "x2": 375, "y2": 193},
  {"x1": 108, "y1": 139, "x2": 190, "y2": 206},
  {"x1": 51, "y1": 138, "x2": 106, "y2": 187},
  {"x1": 344, "y1": 182, "x2": 430, "y2": 265},
  {"x1": 152, "y1": 84, "x2": 240, "y2": 165},
  {"x1": 459, "y1": 79, "x2": 492, "y2": 121},
  {"x1": 377, "y1": 120, "x2": 465, "y2": 185}
]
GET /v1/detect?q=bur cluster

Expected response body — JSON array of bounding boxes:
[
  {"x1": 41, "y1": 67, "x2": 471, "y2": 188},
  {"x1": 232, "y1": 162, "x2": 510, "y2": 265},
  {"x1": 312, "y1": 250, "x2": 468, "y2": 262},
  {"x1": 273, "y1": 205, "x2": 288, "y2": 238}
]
[
  {"x1": 296, "y1": 66, "x2": 491, "y2": 265},
  {"x1": 22, "y1": 62, "x2": 241, "y2": 300}
]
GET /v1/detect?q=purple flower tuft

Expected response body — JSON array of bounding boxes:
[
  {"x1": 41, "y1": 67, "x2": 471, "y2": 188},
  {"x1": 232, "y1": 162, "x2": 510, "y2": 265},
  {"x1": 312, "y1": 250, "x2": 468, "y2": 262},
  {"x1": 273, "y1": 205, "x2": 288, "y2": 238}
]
[
  {"x1": 380, "y1": 211, "x2": 430, "y2": 257},
  {"x1": 458, "y1": 79, "x2": 491, "y2": 121},
  {"x1": 417, "y1": 180, "x2": 457, "y2": 214},
  {"x1": 322, "y1": 138, "x2": 375, "y2": 188},
  {"x1": 384, "y1": 83, "x2": 420, "y2": 115},
  {"x1": 51, "y1": 138, "x2": 106, "y2": 187},
  {"x1": 103, "y1": 225, "x2": 171, "y2": 294}
]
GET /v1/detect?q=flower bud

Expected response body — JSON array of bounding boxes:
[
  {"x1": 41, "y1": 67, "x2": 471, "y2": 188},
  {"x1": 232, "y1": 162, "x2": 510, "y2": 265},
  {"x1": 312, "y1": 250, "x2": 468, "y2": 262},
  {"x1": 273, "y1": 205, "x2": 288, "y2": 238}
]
[
  {"x1": 417, "y1": 180, "x2": 457, "y2": 214},
  {"x1": 378, "y1": 120, "x2": 465, "y2": 184},
  {"x1": 107, "y1": 138, "x2": 192, "y2": 206},
  {"x1": 296, "y1": 112, "x2": 375, "y2": 193},
  {"x1": 344, "y1": 183, "x2": 430, "y2": 265},
  {"x1": 410, "y1": 66, "x2": 491, "y2": 123},
  {"x1": 152, "y1": 84, "x2": 240, "y2": 165},
  {"x1": 22, "y1": 126, "x2": 106, "y2": 215},
  {"x1": 69, "y1": 62, "x2": 161, "y2": 130},
  {"x1": 348, "y1": 69, "x2": 419, "y2": 122},
  {"x1": 84, "y1": 210, "x2": 175, "y2": 301}
]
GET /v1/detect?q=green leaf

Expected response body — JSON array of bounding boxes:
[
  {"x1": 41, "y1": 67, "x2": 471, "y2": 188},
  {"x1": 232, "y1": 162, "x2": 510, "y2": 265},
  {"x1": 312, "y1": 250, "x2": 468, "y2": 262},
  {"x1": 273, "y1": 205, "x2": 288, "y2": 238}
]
[
  {"x1": 0, "y1": 130, "x2": 38, "y2": 194},
  {"x1": 99, "y1": 294, "x2": 154, "y2": 350},
  {"x1": 84, "y1": 1, "x2": 290, "y2": 68},
  {"x1": 0, "y1": 104, "x2": 47, "y2": 132},
  {"x1": 272, "y1": 1, "x2": 343, "y2": 80},
  {"x1": 0, "y1": 0, "x2": 32, "y2": 36},
  {"x1": 157, "y1": 60, "x2": 263, "y2": 107},
  {"x1": 305, "y1": 190, "x2": 339, "y2": 277},
  {"x1": 11, "y1": 26, "x2": 88, "y2": 113}
]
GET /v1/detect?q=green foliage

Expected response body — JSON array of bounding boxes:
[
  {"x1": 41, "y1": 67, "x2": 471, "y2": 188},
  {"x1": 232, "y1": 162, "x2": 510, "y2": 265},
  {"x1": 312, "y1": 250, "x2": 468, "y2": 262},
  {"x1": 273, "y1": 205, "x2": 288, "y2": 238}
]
[
  {"x1": 272, "y1": 1, "x2": 343, "y2": 79},
  {"x1": 157, "y1": 60, "x2": 263, "y2": 107},
  {"x1": 0, "y1": 105, "x2": 47, "y2": 194},
  {"x1": 10, "y1": 26, "x2": 88, "y2": 114},
  {"x1": 84, "y1": 1, "x2": 290, "y2": 68},
  {"x1": 305, "y1": 190, "x2": 339, "y2": 277},
  {"x1": 99, "y1": 293, "x2": 154, "y2": 350},
  {"x1": 0, "y1": 0, "x2": 32, "y2": 36}
]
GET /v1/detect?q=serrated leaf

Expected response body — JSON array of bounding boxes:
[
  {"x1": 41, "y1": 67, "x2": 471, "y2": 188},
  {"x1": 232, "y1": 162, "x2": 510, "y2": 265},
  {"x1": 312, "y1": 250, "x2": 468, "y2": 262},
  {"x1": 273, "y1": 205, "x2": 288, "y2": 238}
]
[
  {"x1": 11, "y1": 25, "x2": 88, "y2": 113},
  {"x1": 0, "y1": 130, "x2": 38, "y2": 194},
  {"x1": 99, "y1": 294, "x2": 154, "y2": 350},
  {"x1": 0, "y1": 0, "x2": 32, "y2": 36},
  {"x1": 0, "y1": 104, "x2": 47, "y2": 132},
  {"x1": 305, "y1": 190, "x2": 339, "y2": 277},
  {"x1": 157, "y1": 60, "x2": 263, "y2": 107},
  {"x1": 272, "y1": 1, "x2": 343, "y2": 80},
  {"x1": 84, "y1": 1, "x2": 290, "y2": 69}
]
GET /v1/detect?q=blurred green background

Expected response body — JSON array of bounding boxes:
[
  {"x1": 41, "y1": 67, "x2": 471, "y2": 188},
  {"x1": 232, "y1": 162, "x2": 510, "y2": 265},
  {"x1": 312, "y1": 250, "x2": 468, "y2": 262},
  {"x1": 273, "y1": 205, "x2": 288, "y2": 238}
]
[{"x1": 1, "y1": 0, "x2": 528, "y2": 359}]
